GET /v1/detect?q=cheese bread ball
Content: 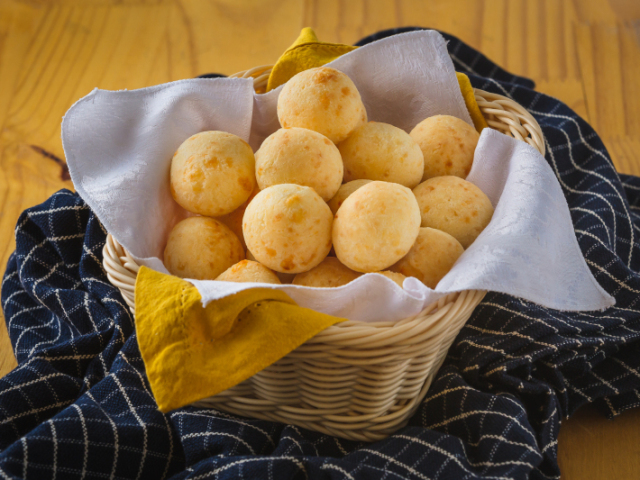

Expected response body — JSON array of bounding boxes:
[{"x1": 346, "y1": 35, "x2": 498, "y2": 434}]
[
  {"x1": 333, "y1": 181, "x2": 421, "y2": 273},
  {"x1": 277, "y1": 67, "x2": 367, "y2": 143},
  {"x1": 246, "y1": 249, "x2": 298, "y2": 281},
  {"x1": 391, "y1": 228, "x2": 464, "y2": 288},
  {"x1": 410, "y1": 115, "x2": 480, "y2": 181},
  {"x1": 375, "y1": 271, "x2": 406, "y2": 288},
  {"x1": 413, "y1": 176, "x2": 493, "y2": 248},
  {"x1": 164, "y1": 217, "x2": 244, "y2": 280},
  {"x1": 216, "y1": 260, "x2": 281, "y2": 284},
  {"x1": 327, "y1": 179, "x2": 372, "y2": 215},
  {"x1": 292, "y1": 257, "x2": 362, "y2": 288},
  {"x1": 255, "y1": 128, "x2": 343, "y2": 201},
  {"x1": 247, "y1": 249, "x2": 297, "y2": 283},
  {"x1": 217, "y1": 187, "x2": 260, "y2": 250},
  {"x1": 339, "y1": 122, "x2": 424, "y2": 188},
  {"x1": 170, "y1": 131, "x2": 256, "y2": 217},
  {"x1": 243, "y1": 184, "x2": 333, "y2": 273}
]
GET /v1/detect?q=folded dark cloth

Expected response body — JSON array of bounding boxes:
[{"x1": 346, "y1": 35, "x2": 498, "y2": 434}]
[{"x1": 2, "y1": 27, "x2": 640, "y2": 480}]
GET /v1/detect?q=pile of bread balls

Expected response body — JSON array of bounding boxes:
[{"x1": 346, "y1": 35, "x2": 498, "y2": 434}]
[{"x1": 164, "y1": 66, "x2": 494, "y2": 289}]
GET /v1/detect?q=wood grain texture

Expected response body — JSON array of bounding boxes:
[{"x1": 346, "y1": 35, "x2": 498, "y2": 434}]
[{"x1": 0, "y1": 0, "x2": 639, "y2": 478}]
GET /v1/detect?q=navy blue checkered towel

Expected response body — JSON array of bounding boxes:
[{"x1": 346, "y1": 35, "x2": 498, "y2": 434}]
[{"x1": 2, "y1": 28, "x2": 640, "y2": 480}]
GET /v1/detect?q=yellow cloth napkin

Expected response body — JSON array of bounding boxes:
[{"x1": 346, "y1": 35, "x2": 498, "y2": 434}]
[
  {"x1": 267, "y1": 28, "x2": 487, "y2": 132},
  {"x1": 135, "y1": 266, "x2": 345, "y2": 412},
  {"x1": 455, "y1": 72, "x2": 488, "y2": 132},
  {"x1": 266, "y1": 27, "x2": 357, "y2": 92}
]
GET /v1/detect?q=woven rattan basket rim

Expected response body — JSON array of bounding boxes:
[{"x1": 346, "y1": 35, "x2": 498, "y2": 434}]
[{"x1": 103, "y1": 232, "x2": 484, "y2": 332}]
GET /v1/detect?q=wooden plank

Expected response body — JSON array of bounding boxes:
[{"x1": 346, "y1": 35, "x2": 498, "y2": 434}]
[
  {"x1": 603, "y1": 136, "x2": 640, "y2": 176},
  {"x1": 536, "y1": 78, "x2": 589, "y2": 119},
  {"x1": 559, "y1": 405, "x2": 640, "y2": 480},
  {"x1": 620, "y1": 24, "x2": 640, "y2": 137},
  {"x1": 526, "y1": 0, "x2": 546, "y2": 81},
  {"x1": 574, "y1": 21, "x2": 640, "y2": 177},
  {"x1": 177, "y1": 0, "x2": 304, "y2": 75},
  {"x1": 608, "y1": 0, "x2": 640, "y2": 20},
  {"x1": 505, "y1": 0, "x2": 527, "y2": 78},
  {"x1": 574, "y1": 22, "x2": 640, "y2": 138},
  {"x1": 574, "y1": 23, "x2": 599, "y2": 128},
  {"x1": 572, "y1": 0, "x2": 619, "y2": 23},
  {"x1": 397, "y1": 0, "x2": 485, "y2": 48},
  {"x1": 0, "y1": 1, "x2": 50, "y2": 377},
  {"x1": 480, "y1": 0, "x2": 508, "y2": 68},
  {"x1": 305, "y1": 0, "x2": 397, "y2": 46}
]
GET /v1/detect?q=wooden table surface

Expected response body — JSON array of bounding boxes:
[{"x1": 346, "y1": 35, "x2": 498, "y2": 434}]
[{"x1": 1, "y1": 0, "x2": 639, "y2": 478}]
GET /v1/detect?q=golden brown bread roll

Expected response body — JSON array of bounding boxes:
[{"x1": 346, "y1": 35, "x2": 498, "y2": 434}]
[
  {"x1": 327, "y1": 179, "x2": 372, "y2": 215},
  {"x1": 413, "y1": 176, "x2": 493, "y2": 248},
  {"x1": 170, "y1": 131, "x2": 256, "y2": 216},
  {"x1": 277, "y1": 67, "x2": 367, "y2": 143},
  {"x1": 243, "y1": 184, "x2": 333, "y2": 273},
  {"x1": 339, "y1": 122, "x2": 424, "y2": 188},
  {"x1": 391, "y1": 227, "x2": 464, "y2": 288},
  {"x1": 333, "y1": 181, "x2": 421, "y2": 273},
  {"x1": 247, "y1": 250, "x2": 296, "y2": 283},
  {"x1": 255, "y1": 128, "x2": 343, "y2": 201},
  {"x1": 292, "y1": 257, "x2": 362, "y2": 287},
  {"x1": 410, "y1": 115, "x2": 479, "y2": 181},
  {"x1": 216, "y1": 260, "x2": 281, "y2": 284},
  {"x1": 164, "y1": 216, "x2": 244, "y2": 280}
]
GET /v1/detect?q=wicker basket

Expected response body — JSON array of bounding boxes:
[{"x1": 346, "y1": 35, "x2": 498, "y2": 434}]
[{"x1": 102, "y1": 65, "x2": 545, "y2": 442}]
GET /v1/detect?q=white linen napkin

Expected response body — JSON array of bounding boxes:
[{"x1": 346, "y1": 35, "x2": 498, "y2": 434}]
[{"x1": 62, "y1": 30, "x2": 614, "y2": 323}]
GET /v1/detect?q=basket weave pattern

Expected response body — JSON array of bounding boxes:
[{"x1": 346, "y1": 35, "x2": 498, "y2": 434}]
[{"x1": 102, "y1": 67, "x2": 545, "y2": 441}]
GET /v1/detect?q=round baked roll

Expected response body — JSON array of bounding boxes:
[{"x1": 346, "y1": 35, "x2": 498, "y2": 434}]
[
  {"x1": 375, "y1": 271, "x2": 406, "y2": 287},
  {"x1": 292, "y1": 257, "x2": 362, "y2": 287},
  {"x1": 327, "y1": 179, "x2": 371, "y2": 215},
  {"x1": 246, "y1": 250, "x2": 296, "y2": 283},
  {"x1": 164, "y1": 216, "x2": 244, "y2": 280},
  {"x1": 339, "y1": 122, "x2": 424, "y2": 188},
  {"x1": 333, "y1": 181, "x2": 421, "y2": 273},
  {"x1": 217, "y1": 186, "x2": 260, "y2": 250},
  {"x1": 216, "y1": 260, "x2": 281, "y2": 284},
  {"x1": 277, "y1": 67, "x2": 367, "y2": 143},
  {"x1": 391, "y1": 228, "x2": 464, "y2": 288},
  {"x1": 413, "y1": 176, "x2": 493, "y2": 248},
  {"x1": 243, "y1": 184, "x2": 333, "y2": 273},
  {"x1": 410, "y1": 115, "x2": 479, "y2": 181},
  {"x1": 255, "y1": 128, "x2": 343, "y2": 201},
  {"x1": 170, "y1": 131, "x2": 256, "y2": 216}
]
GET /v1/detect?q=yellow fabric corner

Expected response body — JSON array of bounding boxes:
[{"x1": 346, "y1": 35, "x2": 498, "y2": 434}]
[
  {"x1": 267, "y1": 28, "x2": 488, "y2": 133},
  {"x1": 456, "y1": 72, "x2": 488, "y2": 132},
  {"x1": 292, "y1": 26, "x2": 321, "y2": 45},
  {"x1": 266, "y1": 27, "x2": 357, "y2": 91},
  {"x1": 135, "y1": 266, "x2": 345, "y2": 412}
]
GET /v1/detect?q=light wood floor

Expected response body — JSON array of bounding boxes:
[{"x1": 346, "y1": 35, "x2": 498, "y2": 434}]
[{"x1": 1, "y1": 1, "x2": 639, "y2": 478}]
